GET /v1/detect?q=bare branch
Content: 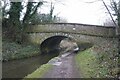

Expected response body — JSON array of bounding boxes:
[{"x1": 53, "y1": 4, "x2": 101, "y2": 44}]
[
  {"x1": 101, "y1": 0, "x2": 118, "y2": 26},
  {"x1": 101, "y1": 0, "x2": 119, "y2": 35}
]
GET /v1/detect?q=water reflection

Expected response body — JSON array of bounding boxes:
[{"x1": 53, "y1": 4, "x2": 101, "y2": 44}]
[{"x1": 2, "y1": 51, "x2": 59, "y2": 78}]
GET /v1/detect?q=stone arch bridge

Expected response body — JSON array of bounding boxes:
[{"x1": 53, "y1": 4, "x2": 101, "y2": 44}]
[{"x1": 25, "y1": 23, "x2": 117, "y2": 54}]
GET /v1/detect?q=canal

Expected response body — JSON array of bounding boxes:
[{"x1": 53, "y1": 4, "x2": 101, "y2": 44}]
[{"x1": 2, "y1": 51, "x2": 59, "y2": 78}]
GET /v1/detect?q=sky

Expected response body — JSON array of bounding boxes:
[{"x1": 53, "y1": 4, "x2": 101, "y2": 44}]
[
  {"x1": 39, "y1": 0, "x2": 113, "y2": 25},
  {"x1": 1, "y1": 0, "x2": 115, "y2": 25}
]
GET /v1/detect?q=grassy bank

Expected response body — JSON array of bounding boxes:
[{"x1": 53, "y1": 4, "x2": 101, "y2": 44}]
[
  {"x1": 2, "y1": 41, "x2": 40, "y2": 61},
  {"x1": 75, "y1": 47, "x2": 118, "y2": 78},
  {"x1": 24, "y1": 64, "x2": 52, "y2": 79}
]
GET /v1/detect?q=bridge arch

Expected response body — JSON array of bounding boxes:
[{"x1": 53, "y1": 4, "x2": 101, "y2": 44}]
[
  {"x1": 39, "y1": 32, "x2": 76, "y2": 45},
  {"x1": 40, "y1": 34, "x2": 77, "y2": 54},
  {"x1": 26, "y1": 23, "x2": 116, "y2": 47},
  {"x1": 27, "y1": 32, "x2": 94, "y2": 54},
  {"x1": 26, "y1": 23, "x2": 116, "y2": 55}
]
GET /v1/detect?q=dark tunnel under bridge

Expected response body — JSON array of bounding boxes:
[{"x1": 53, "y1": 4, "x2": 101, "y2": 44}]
[{"x1": 40, "y1": 35, "x2": 76, "y2": 55}]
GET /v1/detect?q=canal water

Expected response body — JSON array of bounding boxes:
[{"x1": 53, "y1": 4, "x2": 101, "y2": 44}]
[{"x1": 2, "y1": 51, "x2": 59, "y2": 78}]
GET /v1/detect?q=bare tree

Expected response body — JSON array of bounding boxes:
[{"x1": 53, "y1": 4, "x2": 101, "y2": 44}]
[
  {"x1": 22, "y1": 1, "x2": 43, "y2": 24},
  {"x1": 101, "y1": 0, "x2": 119, "y2": 35}
]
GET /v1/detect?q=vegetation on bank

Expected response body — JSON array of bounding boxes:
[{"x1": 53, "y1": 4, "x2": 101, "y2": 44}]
[
  {"x1": 75, "y1": 46, "x2": 119, "y2": 78},
  {"x1": 75, "y1": 47, "x2": 107, "y2": 78},
  {"x1": 2, "y1": 41, "x2": 40, "y2": 61},
  {"x1": 24, "y1": 64, "x2": 52, "y2": 79}
]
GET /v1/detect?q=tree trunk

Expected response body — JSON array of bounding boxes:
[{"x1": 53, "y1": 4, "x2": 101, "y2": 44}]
[{"x1": 8, "y1": 2, "x2": 22, "y2": 43}]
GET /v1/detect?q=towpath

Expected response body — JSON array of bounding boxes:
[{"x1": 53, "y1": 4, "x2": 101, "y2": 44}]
[{"x1": 42, "y1": 53, "x2": 81, "y2": 78}]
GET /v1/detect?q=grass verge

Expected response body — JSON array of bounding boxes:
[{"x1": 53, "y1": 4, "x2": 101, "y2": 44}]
[
  {"x1": 24, "y1": 64, "x2": 52, "y2": 79},
  {"x1": 75, "y1": 47, "x2": 109, "y2": 78}
]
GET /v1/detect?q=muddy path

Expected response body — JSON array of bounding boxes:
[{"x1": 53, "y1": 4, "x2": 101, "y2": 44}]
[{"x1": 42, "y1": 53, "x2": 81, "y2": 78}]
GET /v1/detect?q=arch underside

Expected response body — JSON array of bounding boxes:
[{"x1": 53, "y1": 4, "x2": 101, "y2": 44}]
[{"x1": 40, "y1": 35, "x2": 73, "y2": 54}]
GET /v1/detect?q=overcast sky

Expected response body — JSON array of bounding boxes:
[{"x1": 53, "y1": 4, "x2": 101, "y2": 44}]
[
  {"x1": 40, "y1": 0, "x2": 113, "y2": 25},
  {"x1": 2, "y1": 0, "x2": 115, "y2": 25}
]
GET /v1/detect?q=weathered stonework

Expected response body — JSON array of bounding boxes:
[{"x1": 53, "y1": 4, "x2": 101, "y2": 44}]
[
  {"x1": 25, "y1": 23, "x2": 117, "y2": 45},
  {"x1": 26, "y1": 23, "x2": 116, "y2": 37}
]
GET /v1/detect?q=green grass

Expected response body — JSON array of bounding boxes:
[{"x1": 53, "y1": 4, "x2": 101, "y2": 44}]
[
  {"x1": 24, "y1": 64, "x2": 52, "y2": 79},
  {"x1": 75, "y1": 47, "x2": 108, "y2": 78},
  {"x1": 2, "y1": 41, "x2": 40, "y2": 61}
]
